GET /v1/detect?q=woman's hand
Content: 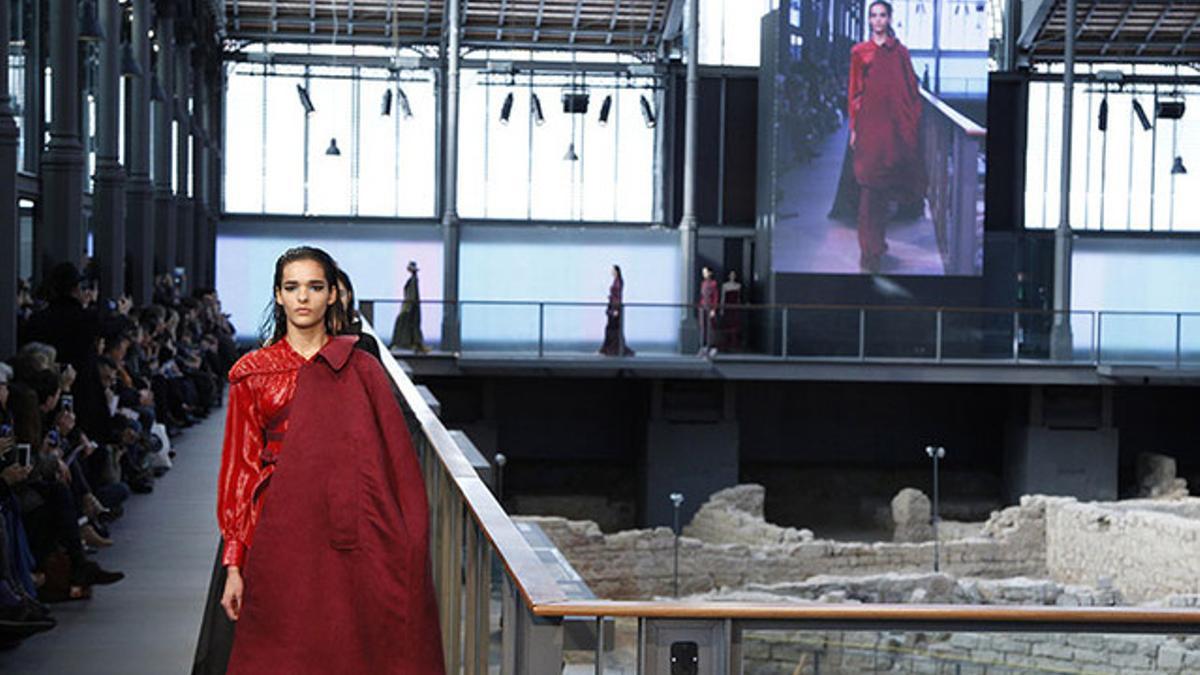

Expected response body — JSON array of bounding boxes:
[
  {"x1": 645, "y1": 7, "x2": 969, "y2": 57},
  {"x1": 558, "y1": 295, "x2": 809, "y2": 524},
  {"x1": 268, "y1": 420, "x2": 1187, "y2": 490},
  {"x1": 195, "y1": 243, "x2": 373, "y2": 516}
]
[{"x1": 222, "y1": 566, "x2": 244, "y2": 621}]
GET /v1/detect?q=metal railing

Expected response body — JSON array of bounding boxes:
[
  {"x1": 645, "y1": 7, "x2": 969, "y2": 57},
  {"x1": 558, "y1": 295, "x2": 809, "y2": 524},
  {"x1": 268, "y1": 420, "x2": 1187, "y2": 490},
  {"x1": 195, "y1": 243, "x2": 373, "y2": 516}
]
[
  {"x1": 920, "y1": 88, "x2": 986, "y2": 277},
  {"x1": 360, "y1": 299, "x2": 1200, "y2": 369},
  {"x1": 358, "y1": 319, "x2": 1200, "y2": 674}
]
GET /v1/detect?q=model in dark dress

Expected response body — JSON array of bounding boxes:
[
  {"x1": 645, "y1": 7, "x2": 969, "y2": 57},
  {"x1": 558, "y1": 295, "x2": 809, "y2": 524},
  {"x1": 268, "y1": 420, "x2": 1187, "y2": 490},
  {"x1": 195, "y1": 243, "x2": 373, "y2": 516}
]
[
  {"x1": 599, "y1": 265, "x2": 635, "y2": 356},
  {"x1": 391, "y1": 261, "x2": 428, "y2": 353}
]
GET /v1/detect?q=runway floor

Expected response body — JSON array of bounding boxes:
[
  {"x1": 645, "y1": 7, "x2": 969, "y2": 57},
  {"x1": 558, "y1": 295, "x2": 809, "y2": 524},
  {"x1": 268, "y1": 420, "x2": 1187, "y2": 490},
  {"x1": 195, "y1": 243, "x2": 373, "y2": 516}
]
[{"x1": 0, "y1": 406, "x2": 225, "y2": 675}]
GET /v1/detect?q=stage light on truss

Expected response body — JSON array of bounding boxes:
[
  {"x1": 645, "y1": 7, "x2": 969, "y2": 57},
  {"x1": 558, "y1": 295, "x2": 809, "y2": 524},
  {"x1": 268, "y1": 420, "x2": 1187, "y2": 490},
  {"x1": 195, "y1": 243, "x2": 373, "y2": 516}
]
[
  {"x1": 639, "y1": 94, "x2": 656, "y2": 128},
  {"x1": 500, "y1": 91, "x2": 514, "y2": 125},
  {"x1": 598, "y1": 95, "x2": 612, "y2": 126},
  {"x1": 296, "y1": 84, "x2": 315, "y2": 114},
  {"x1": 530, "y1": 92, "x2": 545, "y2": 126},
  {"x1": 1132, "y1": 99, "x2": 1152, "y2": 131}
]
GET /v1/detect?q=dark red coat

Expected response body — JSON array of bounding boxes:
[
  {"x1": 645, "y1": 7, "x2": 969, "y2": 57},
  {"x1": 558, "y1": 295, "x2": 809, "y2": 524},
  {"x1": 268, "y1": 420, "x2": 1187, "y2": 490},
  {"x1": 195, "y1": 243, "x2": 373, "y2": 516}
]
[
  {"x1": 849, "y1": 37, "x2": 925, "y2": 196},
  {"x1": 226, "y1": 336, "x2": 444, "y2": 675}
]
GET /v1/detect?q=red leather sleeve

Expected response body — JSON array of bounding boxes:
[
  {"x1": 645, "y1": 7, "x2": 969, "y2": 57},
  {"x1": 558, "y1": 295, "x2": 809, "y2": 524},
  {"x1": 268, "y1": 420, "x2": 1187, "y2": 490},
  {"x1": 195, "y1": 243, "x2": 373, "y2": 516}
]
[{"x1": 216, "y1": 377, "x2": 264, "y2": 567}]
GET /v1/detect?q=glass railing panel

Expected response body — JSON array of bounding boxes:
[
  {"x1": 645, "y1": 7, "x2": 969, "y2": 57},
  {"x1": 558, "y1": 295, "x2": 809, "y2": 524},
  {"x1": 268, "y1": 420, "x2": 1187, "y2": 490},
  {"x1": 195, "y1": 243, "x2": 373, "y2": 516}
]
[
  {"x1": 1180, "y1": 314, "x2": 1200, "y2": 368},
  {"x1": 1098, "y1": 312, "x2": 1178, "y2": 366},
  {"x1": 941, "y1": 309, "x2": 1018, "y2": 360},
  {"x1": 861, "y1": 309, "x2": 939, "y2": 359},
  {"x1": 781, "y1": 307, "x2": 864, "y2": 358},
  {"x1": 621, "y1": 304, "x2": 685, "y2": 357},
  {"x1": 368, "y1": 300, "x2": 447, "y2": 353},
  {"x1": 460, "y1": 301, "x2": 541, "y2": 355},
  {"x1": 741, "y1": 629, "x2": 1188, "y2": 674}
]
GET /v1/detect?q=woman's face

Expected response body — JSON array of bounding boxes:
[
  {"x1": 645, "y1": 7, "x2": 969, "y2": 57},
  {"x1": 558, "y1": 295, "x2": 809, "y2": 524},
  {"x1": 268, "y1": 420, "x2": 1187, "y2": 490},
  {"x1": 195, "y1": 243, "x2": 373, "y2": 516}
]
[
  {"x1": 611, "y1": 267, "x2": 618, "y2": 279},
  {"x1": 275, "y1": 259, "x2": 337, "y2": 333},
  {"x1": 869, "y1": 3, "x2": 891, "y2": 35}
]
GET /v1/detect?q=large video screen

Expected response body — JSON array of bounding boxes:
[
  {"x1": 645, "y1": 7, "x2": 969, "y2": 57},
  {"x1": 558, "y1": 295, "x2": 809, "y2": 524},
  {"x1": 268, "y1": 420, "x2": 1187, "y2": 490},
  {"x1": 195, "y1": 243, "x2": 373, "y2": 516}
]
[{"x1": 767, "y1": 0, "x2": 988, "y2": 276}]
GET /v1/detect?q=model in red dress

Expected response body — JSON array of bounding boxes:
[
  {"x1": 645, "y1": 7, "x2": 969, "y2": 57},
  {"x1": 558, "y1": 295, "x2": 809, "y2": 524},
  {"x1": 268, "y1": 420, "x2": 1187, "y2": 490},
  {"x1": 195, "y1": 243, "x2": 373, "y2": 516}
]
[
  {"x1": 848, "y1": 0, "x2": 926, "y2": 273},
  {"x1": 698, "y1": 266, "x2": 719, "y2": 355},
  {"x1": 201, "y1": 247, "x2": 443, "y2": 675}
]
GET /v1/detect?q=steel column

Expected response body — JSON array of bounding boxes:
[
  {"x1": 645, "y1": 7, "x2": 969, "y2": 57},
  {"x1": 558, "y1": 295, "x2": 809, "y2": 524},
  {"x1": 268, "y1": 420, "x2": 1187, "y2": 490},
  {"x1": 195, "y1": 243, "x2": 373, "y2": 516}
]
[
  {"x1": 0, "y1": 0, "x2": 20, "y2": 355},
  {"x1": 1050, "y1": 0, "x2": 1077, "y2": 359},
  {"x1": 175, "y1": 19, "x2": 193, "y2": 289},
  {"x1": 39, "y1": 0, "x2": 87, "y2": 281},
  {"x1": 678, "y1": 0, "x2": 700, "y2": 352},
  {"x1": 126, "y1": 0, "x2": 156, "y2": 304},
  {"x1": 94, "y1": 0, "x2": 128, "y2": 300},
  {"x1": 153, "y1": 1, "x2": 177, "y2": 275},
  {"x1": 440, "y1": 0, "x2": 461, "y2": 352}
]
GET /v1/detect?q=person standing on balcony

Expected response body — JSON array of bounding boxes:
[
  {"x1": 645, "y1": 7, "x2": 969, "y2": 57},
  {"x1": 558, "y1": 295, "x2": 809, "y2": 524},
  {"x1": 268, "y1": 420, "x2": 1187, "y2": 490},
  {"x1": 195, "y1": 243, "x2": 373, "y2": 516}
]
[
  {"x1": 599, "y1": 264, "x2": 635, "y2": 356},
  {"x1": 698, "y1": 266, "x2": 719, "y2": 356},
  {"x1": 193, "y1": 247, "x2": 444, "y2": 675},
  {"x1": 391, "y1": 260, "x2": 430, "y2": 354},
  {"x1": 848, "y1": 0, "x2": 926, "y2": 273}
]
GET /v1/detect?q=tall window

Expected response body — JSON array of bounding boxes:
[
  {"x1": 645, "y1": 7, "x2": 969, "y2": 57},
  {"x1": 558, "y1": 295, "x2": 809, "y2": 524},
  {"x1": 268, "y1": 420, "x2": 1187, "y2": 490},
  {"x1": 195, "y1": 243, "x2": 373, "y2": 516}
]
[
  {"x1": 1025, "y1": 64, "x2": 1200, "y2": 232},
  {"x1": 699, "y1": 0, "x2": 777, "y2": 66},
  {"x1": 457, "y1": 52, "x2": 656, "y2": 222},
  {"x1": 223, "y1": 47, "x2": 437, "y2": 218}
]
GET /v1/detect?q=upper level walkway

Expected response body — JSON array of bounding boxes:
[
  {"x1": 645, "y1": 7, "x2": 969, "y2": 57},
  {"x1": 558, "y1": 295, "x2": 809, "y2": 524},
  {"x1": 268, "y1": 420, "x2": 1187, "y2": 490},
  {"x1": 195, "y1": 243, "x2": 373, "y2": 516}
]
[{"x1": 363, "y1": 300, "x2": 1200, "y2": 386}]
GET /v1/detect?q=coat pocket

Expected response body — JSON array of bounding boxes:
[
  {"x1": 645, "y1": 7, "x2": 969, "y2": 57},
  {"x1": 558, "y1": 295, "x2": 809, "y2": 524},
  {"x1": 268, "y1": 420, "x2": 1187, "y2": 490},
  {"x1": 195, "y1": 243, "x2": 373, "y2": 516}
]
[{"x1": 326, "y1": 453, "x2": 360, "y2": 551}]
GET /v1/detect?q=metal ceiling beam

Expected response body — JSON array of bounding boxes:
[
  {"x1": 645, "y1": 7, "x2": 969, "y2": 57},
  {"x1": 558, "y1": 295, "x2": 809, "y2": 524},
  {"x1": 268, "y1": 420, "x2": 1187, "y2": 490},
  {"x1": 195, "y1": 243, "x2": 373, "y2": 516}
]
[
  {"x1": 606, "y1": 0, "x2": 622, "y2": 45},
  {"x1": 532, "y1": 0, "x2": 546, "y2": 42},
  {"x1": 1137, "y1": 2, "x2": 1173, "y2": 56},
  {"x1": 1099, "y1": 1, "x2": 1138, "y2": 56},
  {"x1": 495, "y1": 0, "x2": 508, "y2": 40},
  {"x1": 421, "y1": 0, "x2": 432, "y2": 38},
  {"x1": 569, "y1": 0, "x2": 584, "y2": 44},
  {"x1": 1171, "y1": 13, "x2": 1200, "y2": 55}
]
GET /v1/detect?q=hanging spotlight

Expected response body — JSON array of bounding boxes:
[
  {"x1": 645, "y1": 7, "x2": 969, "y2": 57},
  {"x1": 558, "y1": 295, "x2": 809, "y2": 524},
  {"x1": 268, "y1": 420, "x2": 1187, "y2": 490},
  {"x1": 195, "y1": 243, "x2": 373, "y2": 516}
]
[
  {"x1": 563, "y1": 141, "x2": 579, "y2": 162},
  {"x1": 296, "y1": 84, "x2": 315, "y2": 114},
  {"x1": 120, "y1": 42, "x2": 143, "y2": 78},
  {"x1": 1132, "y1": 99, "x2": 1152, "y2": 131},
  {"x1": 150, "y1": 72, "x2": 166, "y2": 101},
  {"x1": 1172, "y1": 156, "x2": 1188, "y2": 175},
  {"x1": 598, "y1": 95, "x2": 612, "y2": 126},
  {"x1": 499, "y1": 91, "x2": 514, "y2": 125},
  {"x1": 381, "y1": 88, "x2": 393, "y2": 116},
  {"x1": 1157, "y1": 100, "x2": 1186, "y2": 120},
  {"x1": 639, "y1": 94, "x2": 656, "y2": 128},
  {"x1": 530, "y1": 92, "x2": 545, "y2": 126},
  {"x1": 326, "y1": 138, "x2": 342, "y2": 156},
  {"x1": 396, "y1": 86, "x2": 413, "y2": 119},
  {"x1": 1097, "y1": 97, "x2": 1108, "y2": 132},
  {"x1": 79, "y1": 0, "x2": 106, "y2": 42}
]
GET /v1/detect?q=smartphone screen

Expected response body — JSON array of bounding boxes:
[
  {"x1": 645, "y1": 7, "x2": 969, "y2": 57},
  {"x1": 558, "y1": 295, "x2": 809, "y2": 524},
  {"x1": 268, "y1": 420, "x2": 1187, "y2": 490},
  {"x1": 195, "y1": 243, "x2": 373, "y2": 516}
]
[
  {"x1": 16, "y1": 443, "x2": 31, "y2": 468},
  {"x1": 61, "y1": 394, "x2": 74, "y2": 412}
]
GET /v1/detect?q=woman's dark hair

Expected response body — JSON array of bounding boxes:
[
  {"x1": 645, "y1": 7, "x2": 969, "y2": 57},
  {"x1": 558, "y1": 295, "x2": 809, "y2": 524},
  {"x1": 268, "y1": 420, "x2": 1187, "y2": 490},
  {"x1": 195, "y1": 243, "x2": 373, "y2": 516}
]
[
  {"x1": 612, "y1": 264, "x2": 623, "y2": 283},
  {"x1": 260, "y1": 246, "x2": 350, "y2": 345},
  {"x1": 335, "y1": 267, "x2": 360, "y2": 322}
]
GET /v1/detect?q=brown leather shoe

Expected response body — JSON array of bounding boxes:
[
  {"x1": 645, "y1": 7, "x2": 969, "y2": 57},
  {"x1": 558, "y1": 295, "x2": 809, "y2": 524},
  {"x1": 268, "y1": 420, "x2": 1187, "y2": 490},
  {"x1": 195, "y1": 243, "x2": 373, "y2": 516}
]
[{"x1": 80, "y1": 524, "x2": 113, "y2": 548}]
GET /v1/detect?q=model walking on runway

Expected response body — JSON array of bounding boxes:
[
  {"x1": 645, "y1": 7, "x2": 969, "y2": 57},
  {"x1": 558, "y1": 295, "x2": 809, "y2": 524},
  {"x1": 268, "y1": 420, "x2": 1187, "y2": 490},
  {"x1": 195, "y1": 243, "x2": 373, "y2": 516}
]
[
  {"x1": 848, "y1": 0, "x2": 926, "y2": 273},
  {"x1": 192, "y1": 246, "x2": 443, "y2": 674}
]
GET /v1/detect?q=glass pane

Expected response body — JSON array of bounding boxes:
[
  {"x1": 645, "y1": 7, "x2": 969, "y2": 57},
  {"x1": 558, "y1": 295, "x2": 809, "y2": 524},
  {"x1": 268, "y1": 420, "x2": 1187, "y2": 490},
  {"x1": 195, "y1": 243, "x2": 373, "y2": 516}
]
[
  {"x1": 307, "y1": 69, "x2": 353, "y2": 216},
  {"x1": 487, "y1": 87, "x2": 533, "y2": 219},
  {"x1": 614, "y1": 88, "x2": 653, "y2": 222},
  {"x1": 458, "y1": 71, "x2": 488, "y2": 218},
  {"x1": 396, "y1": 78, "x2": 436, "y2": 218},
  {"x1": 223, "y1": 66, "x2": 264, "y2": 213},
  {"x1": 358, "y1": 74, "x2": 397, "y2": 217},
  {"x1": 264, "y1": 72, "x2": 305, "y2": 214}
]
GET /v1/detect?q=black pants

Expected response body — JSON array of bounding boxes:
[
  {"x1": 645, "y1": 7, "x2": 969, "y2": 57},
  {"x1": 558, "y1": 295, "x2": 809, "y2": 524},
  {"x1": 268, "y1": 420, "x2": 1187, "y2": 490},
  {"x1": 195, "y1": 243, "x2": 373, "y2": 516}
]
[{"x1": 192, "y1": 539, "x2": 236, "y2": 675}]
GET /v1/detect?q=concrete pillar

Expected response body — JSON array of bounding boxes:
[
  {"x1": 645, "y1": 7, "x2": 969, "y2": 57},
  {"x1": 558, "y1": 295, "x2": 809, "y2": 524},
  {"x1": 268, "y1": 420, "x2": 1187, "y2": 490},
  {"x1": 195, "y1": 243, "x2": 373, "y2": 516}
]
[
  {"x1": 0, "y1": 0, "x2": 21, "y2": 356},
  {"x1": 94, "y1": 0, "x2": 127, "y2": 300},
  {"x1": 440, "y1": 0, "x2": 462, "y2": 352},
  {"x1": 153, "y1": 1, "x2": 176, "y2": 276},
  {"x1": 1050, "y1": 0, "x2": 1076, "y2": 360},
  {"x1": 39, "y1": 0, "x2": 87, "y2": 279},
  {"x1": 206, "y1": 62, "x2": 222, "y2": 287},
  {"x1": 678, "y1": 0, "x2": 701, "y2": 352},
  {"x1": 643, "y1": 381, "x2": 739, "y2": 528},
  {"x1": 174, "y1": 25, "x2": 193, "y2": 289},
  {"x1": 651, "y1": 44, "x2": 667, "y2": 227},
  {"x1": 126, "y1": 0, "x2": 155, "y2": 305}
]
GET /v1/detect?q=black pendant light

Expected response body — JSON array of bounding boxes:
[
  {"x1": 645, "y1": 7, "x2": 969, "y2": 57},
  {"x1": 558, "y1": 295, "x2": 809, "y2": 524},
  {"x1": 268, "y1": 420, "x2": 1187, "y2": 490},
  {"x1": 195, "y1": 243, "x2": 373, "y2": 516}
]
[
  {"x1": 80, "y1": 0, "x2": 106, "y2": 42},
  {"x1": 1172, "y1": 156, "x2": 1188, "y2": 175},
  {"x1": 325, "y1": 138, "x2": 342, "y2": 156},
  {"x1": 120, "y1": 42, "x2": 144, "y2": 78}
]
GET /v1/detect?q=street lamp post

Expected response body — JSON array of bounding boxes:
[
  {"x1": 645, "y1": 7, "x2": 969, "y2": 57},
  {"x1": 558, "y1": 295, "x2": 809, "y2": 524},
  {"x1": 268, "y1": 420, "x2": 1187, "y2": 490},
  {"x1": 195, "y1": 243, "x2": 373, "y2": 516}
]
[
  {"x1": 670, "y1": 492, "x2": 684, "y2": 597},
  {"x1": 926, "y1": 445, "x2": 946, "y2": 572}
]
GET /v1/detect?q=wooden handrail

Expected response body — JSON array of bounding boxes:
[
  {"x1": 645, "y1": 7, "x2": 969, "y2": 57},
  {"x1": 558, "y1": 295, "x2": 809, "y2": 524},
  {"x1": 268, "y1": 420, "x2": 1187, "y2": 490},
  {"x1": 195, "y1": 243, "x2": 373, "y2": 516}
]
[
  {"x1": 920, "y1": 88, "x2": 986, "y2": 138},
  {"x1": 531, "y1": 601, "x2": 1200, "y2": 625}
]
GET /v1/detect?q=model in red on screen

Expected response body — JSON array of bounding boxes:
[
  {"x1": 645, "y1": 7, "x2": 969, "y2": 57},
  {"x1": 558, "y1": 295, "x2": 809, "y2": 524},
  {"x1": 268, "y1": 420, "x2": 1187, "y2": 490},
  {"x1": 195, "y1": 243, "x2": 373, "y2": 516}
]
[
  {"x1": 599, "y1": 264, "x2": 636, "y2": 356},
  {"x1": 849, "y1": 0, "x2": 927, "y2": 273},
  {"x1": 191, "y1": 246, "x2": 444, "y2": 675}
]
